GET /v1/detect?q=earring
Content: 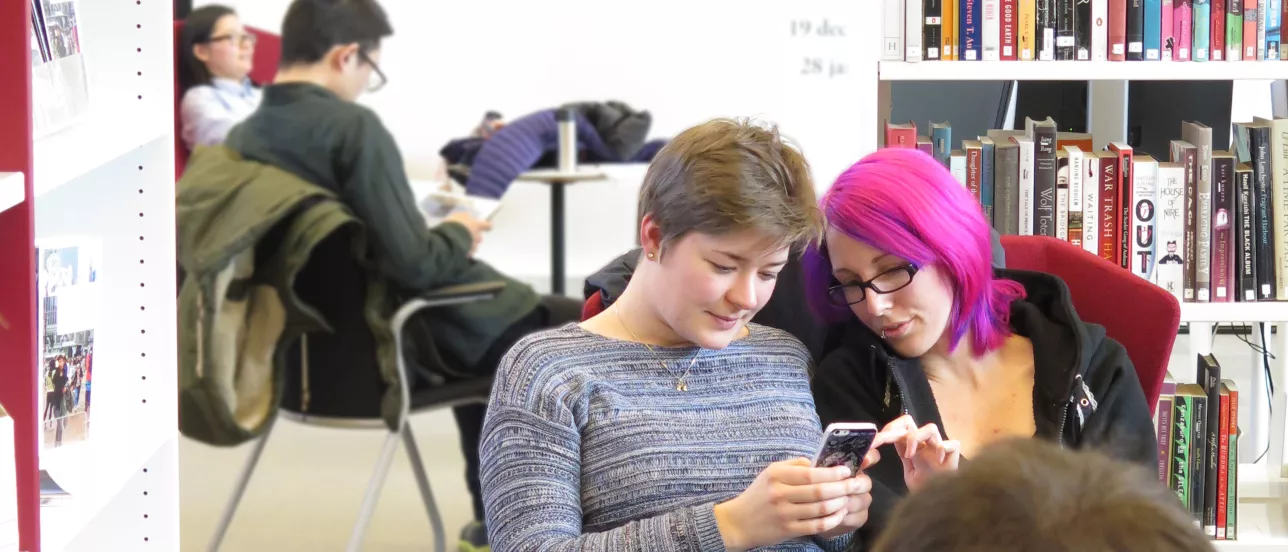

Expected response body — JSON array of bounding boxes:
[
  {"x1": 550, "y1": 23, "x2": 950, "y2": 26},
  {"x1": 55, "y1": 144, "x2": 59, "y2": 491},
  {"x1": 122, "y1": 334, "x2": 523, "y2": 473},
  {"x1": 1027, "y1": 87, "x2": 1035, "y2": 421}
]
[
  {"x1": 647, "y1": 252, "x2": 656, "y2": 260},
  {"x1": 880, "y1": 330, "x2": 888, "y2": 339}
]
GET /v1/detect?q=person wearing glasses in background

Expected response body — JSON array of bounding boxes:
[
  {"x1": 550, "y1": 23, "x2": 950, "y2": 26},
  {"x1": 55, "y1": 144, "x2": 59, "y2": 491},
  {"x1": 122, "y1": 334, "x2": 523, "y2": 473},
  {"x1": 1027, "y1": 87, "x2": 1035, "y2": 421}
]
[
  {"x1": 224, "y1": 2, "x2": 580, "y2": 549},
  {"x1": 177, "y1": 5, "x2": 262, "y2": 150},
  {"x1": 801, "y1": 147, "x2": 1158, "y2": 546}
]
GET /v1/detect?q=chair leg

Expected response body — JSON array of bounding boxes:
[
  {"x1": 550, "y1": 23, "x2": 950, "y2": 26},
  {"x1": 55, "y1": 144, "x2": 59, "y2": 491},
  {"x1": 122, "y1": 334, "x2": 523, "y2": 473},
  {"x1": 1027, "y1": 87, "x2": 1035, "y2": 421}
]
[
  {"x1": 206, "y1": 415, "x2": 277, "y2": 552},
  {"x1": 403, "y1": 427, "x2": 447, "y2": 552},
  {"x1": 345, "y1": 428, "x2": 403, "y2": 552}
]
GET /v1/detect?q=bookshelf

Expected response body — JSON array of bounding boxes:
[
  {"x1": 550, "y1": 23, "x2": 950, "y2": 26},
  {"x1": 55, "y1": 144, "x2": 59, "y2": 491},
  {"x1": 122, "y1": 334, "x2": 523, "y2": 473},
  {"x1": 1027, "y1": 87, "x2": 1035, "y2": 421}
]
[
  {"x1": 872, "y1": 2, "x2": 1288, "y2": 548},
  {"x1": 0, "y1": 0, "x2": 179, "y2": 551},
  {"x1": 879, "y1": 60, "x2": 1288, "y2": 81}
]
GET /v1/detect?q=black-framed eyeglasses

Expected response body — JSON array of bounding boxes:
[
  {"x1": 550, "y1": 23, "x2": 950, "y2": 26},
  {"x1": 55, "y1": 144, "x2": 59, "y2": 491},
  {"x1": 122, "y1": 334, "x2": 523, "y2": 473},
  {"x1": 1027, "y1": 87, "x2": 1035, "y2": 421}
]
[
  {"x1": 207, "y1": 32, "x2": 257, "y2": 48},
  {"x1": 826, "y1": 264, "x2": 919, "y2": 306},
  {"x1": 357, "y1": 49, "x2": 388, "y2": 92}
]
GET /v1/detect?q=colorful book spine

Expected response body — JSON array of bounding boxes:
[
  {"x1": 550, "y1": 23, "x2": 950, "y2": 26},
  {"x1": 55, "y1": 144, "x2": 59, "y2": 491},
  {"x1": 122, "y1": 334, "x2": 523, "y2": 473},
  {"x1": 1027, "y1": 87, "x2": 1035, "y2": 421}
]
[
  {"x1": 1195, "y1": 0, "x2": 1212, "y2": 60},
  {"x1": 1177, "y1": 0, "x2": 1195, "y2": 59},
  {"x1": 1228, "y1": 0, "x2": 1244, "y2": 59},
  {"x1": 962, "y1": 0, "x2": 983, "y2": 59}
]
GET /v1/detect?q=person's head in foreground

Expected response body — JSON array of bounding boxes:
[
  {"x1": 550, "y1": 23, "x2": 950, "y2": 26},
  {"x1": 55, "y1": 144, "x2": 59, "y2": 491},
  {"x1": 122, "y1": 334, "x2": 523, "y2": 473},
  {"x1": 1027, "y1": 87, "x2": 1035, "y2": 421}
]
[
  {"x1": 178, "y1": 5, "x2": 256, "y2": 96},
  {"x1": 277, "y1": 0, "x2": 392, "y2": 101},
  {"x1": 613, "y1": 117, "x2": 823, "y2": 349},
  {"x1": 804, "y1": 146, "x2": 1025, "y2": 360},
  {"x1": 873, "y1": 439, "x2": 1213, "y2": 552}
]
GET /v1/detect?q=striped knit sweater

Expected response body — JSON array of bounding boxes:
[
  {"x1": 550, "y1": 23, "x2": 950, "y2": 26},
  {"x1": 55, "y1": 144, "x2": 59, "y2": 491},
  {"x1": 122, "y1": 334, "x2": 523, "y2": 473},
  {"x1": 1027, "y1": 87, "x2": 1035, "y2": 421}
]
[{"x1": 480, "y1": 323, "x2": 855, "y2": 552}]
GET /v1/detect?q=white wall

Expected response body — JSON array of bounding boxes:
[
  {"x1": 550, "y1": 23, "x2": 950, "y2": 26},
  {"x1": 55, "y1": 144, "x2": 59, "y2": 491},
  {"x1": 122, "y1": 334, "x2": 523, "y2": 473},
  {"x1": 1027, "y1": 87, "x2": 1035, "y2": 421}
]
[{"x1": 193, "y1": 0, "x2": 879, "y2": 290}]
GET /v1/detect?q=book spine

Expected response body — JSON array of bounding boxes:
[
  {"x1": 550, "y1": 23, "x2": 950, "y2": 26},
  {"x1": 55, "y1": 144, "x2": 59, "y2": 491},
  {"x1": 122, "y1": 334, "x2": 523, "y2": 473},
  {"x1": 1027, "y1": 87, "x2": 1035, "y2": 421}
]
[
  {"x1": 1227, "y1": 388, "x2": 1239, "y2": 540},
  {"x1": 1111, "y1": 0, "x2": 1131, "y2": 57},
  {"x1": 1069, "y1": 148, "x2": 1084, "y2": 248},
  {"x1": 997, "y1": 147, "x2": 1020, "y2": 235},
  {"x1": 1157, "y1": 395, "x2": 1175, "y2": 484},
  {"x1": 1164, "y1": 0, "x2": 1178, "y2": 58},
  {"x1": 1178, "y1": 0, "x2": 1195, "y2": 59},
  {"x1": 1146, "y1": 0, "x2": 1165, "y2": 57},
  {"x1": 1094, "y1": 0, "x2": 1112, "y2": 58},
  {"x1": 1022, "y1": 0, "x2": 1040, "y2": 58},
  {"x1": 1238, "y1": 168, "x2": 1258, "y2": 301},
  {"x1": 945, "y1": 0, "x2": 958, "y2": 59},
  {"x1": 1129, "y1": 0, "x2": 1147, "y2": 57},
  {"x1": 886, "y1": 0, "x2": 909, "y2": 59},
  {"x1": 1076, "y1": 0, "x2": 1094, "y2": 57},
  {"x1": 926, "y1": 0, "x2": 945, "y2": 59},
  {"x1": 1247, "y1": 0, "x2": 1260, "y2": 58},
  {"x1": 963, "y1": 0, "x2": 983, "y2": 58},
  {"x1": 909, "y1": 0, "x2": 926, "y2": 60},
  {"x1": 1101, "y1": 156, "x2": 1119, "y2": 262},
  {"x1": 1182, "y1": 147, "x2": 1198, "y2": 301},
  {"x1": 1269, "y1": 0, "x2": 1282, "y2": 57},
  {"x1": 1038, "y1": 0, "x2": 1058, "y2": 58},
  {"x1": 933, "y1": 126, "x2": 952, "y2": 166},
  {"x1": 1131, "y1": 159, "x2": 1158, "y2": 280},
  {"x1": 1216, "y1": 392, "x2": 1230, "y2": 539},
  {"x1": 1084, "y1": 155, "x2": 1101, "y2": 253},
  {"x1": 1273, "y1": 122, "x2": 1288, "y2": 300},
  {"x1": 1058, "y1": 154, "x2": 1071, "y2": 241},
  {"x1": 1171, "y1": 395, "x2": 1192, "y2": 511},
  {"x1": 1201, "y1": 362, "x2": 1221, "y2": 537},
  {"x1": 1213, "y1": 158, "x2": 1235, "y2": 302},
  {"x1": 1020, "y1": 141, "x2": 1035, "y2": 235},
  {"x1": 1197, "y1": 143, "x2": 1214, "y2": 303},
  {"x1": 983, "y1": 0, "x2": 1003, "y2": 58},
  {"x1": 968, "y1": 146, "x2": 983, "y2": 201},
  {"x1": 1213, "y1": 0, "x2": 1228, "y2": 58},
  {"x1": 1229, "y1": 0, "x2": 1244, "y2": 59},
  {"x1": 1158, "y1": 165, "x2": 1187, "y2": 302},
  {"x1": 1003, "y1": 0, "x2": 1019, "y2": 58},
  {"x1": 1259, "y1": 0, "x2": 1268, "y2": 59},
  {"x1": 1189, "y1": 394, "x2": 1208, "y2": 523},
  {"x1": 1195, "y1": 0, "x2": 1212, "y2": 60},
  {"x1": 1117, "y1": 148, "x2": 1135, "y2": 269},
  {"x1": 1058, "y1": 0, "x2": 1078, "y2": 57},
  {"x1": 982, "y1": 142, "x2": 996, "y2": 222},
  {"x1": 1035, "y1": 129, "x2": 1058, "y2": 238},
  {"x1": 1254, "y1": 126, "x2": 1277, "y2": 300}
]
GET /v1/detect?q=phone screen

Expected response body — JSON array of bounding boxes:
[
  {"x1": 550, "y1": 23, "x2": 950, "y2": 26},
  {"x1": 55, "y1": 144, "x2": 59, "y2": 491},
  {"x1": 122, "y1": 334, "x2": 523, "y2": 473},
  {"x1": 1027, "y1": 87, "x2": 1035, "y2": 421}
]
[{"x1": 815, "y1": 429, "x2": 876, "y2": 474}]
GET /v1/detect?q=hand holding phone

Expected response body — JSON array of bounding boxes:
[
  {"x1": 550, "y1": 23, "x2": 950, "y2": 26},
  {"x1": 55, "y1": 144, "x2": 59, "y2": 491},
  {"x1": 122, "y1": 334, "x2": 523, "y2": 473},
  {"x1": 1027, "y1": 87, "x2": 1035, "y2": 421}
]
[{"x1": 813, "y1": 423, "x2": 880, "y2": 475}]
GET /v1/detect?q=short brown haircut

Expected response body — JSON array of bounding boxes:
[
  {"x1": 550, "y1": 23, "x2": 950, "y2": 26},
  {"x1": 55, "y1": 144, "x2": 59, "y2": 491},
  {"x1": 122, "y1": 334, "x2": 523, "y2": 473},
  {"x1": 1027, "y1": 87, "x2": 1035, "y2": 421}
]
[
  {"x1": 874, "y1": 439, "x2": 1213, "y2": 552},
  {"x1": 638, "y1": 118, "x2": 823, "y2": 256}
]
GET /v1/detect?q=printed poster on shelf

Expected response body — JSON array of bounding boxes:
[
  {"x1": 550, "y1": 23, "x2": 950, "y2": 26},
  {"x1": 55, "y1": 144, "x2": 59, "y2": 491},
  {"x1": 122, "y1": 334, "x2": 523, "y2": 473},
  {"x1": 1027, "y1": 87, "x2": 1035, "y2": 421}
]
[
  {"x1": 30, "y1": 0, "x2": 89, "y2": 139},
  {"x1": 36, "y1": 236, "x2": 100, "y2": 453}
]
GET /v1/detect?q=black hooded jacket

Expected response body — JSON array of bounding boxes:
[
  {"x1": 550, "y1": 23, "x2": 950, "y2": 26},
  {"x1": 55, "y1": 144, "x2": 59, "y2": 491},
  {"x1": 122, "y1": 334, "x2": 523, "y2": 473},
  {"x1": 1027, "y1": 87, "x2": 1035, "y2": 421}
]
[{"x1": 812, "y1": 268, "x2": 1159, "y2": 548}]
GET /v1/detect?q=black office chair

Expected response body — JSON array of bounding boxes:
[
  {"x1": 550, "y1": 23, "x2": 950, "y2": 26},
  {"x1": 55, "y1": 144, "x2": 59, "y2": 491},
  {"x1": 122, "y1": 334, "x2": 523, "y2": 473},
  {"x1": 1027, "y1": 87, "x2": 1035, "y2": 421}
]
[{"x1": 206, "y1": 228, "x2": 501, "y2": 552}]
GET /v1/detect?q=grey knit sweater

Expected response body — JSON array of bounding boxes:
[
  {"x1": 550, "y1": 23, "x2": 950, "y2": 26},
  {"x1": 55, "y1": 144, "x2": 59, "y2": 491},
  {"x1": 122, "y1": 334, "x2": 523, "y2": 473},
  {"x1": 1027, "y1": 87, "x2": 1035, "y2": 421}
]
[{"x1": 480, "y1": 323, "x2": 855, "y2": 552}]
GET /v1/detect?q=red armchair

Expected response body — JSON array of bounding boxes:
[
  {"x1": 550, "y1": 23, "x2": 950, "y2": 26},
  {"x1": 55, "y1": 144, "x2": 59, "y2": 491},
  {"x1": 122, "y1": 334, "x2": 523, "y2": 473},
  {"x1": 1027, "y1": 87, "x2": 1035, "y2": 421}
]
[
  {"x1": 1001, "y1": 235, "x2": 1180, "y2": 413},
  {"x1": 173, "y1": 22, "x2": 281, "y2": 180}
]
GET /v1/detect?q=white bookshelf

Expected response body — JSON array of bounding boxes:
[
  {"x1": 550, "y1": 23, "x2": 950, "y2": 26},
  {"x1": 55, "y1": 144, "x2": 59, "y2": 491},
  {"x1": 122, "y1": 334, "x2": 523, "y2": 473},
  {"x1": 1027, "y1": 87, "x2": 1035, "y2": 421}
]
[
  {"x1": 879, "y1": 60, "x2": 1288, "y2": 81},
  {"x1": 1, "y1": 0, "x2": 180, "y2": 550},
  {"x1": 872, "y1": 4, "x2": 1288, "y2": 547}
]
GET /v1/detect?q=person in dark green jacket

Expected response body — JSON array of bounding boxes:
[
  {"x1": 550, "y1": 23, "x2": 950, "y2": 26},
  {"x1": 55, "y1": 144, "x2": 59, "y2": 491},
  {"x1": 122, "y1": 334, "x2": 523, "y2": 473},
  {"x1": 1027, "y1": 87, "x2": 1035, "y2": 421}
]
[{"x1": 222, "y1": 1, "x2": 580, "y2": 547}]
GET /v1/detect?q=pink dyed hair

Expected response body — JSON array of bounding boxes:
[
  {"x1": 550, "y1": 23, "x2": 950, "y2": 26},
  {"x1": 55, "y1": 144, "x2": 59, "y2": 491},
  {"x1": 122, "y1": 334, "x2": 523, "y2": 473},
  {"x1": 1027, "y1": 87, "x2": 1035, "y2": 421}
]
[{"x1": 803, "y1": 147, "x2": 1026, "y2": 357}]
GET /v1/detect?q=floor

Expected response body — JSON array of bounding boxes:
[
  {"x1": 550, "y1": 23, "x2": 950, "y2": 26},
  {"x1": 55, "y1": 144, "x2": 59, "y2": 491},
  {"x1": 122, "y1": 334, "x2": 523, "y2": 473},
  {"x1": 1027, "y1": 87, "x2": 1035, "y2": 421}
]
[{"x1": 178, "y1": 319, "x2": 1279, "y2": 551}]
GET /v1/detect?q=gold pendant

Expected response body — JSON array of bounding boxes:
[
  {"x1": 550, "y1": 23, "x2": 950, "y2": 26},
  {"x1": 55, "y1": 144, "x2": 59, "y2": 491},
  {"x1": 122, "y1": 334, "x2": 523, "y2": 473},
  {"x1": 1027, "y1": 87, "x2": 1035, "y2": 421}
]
[{"x1": 676, "y1": 380, "x2": 688, "y2": 392}]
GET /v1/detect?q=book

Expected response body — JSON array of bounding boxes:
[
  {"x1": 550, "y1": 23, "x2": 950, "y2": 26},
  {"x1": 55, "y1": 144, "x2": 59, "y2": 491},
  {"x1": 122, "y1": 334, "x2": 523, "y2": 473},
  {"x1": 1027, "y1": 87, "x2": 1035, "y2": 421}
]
[
  {"x1": 35, "y1": 235, "x2": 101, "y2": 451},
  {"x1": 419, "y1": 190, "x2": 504, "y2": 226}
]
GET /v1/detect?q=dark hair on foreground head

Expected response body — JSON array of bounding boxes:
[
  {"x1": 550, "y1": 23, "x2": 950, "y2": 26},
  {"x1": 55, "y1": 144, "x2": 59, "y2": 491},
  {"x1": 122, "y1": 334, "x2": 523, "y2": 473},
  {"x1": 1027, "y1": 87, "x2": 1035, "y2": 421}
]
[
  {"x1": 279, "y1": 0, "x2": 393, "y2": 67},
  {"x1": 874, "y1": 439, "x2": 1214, "y2": 552},
  {"x1": 637, "y1": 117, "x2": 824, "y2": 257}
]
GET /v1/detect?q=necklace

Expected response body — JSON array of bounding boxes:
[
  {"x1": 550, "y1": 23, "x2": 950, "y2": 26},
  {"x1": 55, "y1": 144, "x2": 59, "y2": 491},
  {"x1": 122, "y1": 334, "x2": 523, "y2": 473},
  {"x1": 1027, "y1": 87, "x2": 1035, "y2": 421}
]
[{"x1": 614, "y1": 304, "x2": 702, "y2": 391}]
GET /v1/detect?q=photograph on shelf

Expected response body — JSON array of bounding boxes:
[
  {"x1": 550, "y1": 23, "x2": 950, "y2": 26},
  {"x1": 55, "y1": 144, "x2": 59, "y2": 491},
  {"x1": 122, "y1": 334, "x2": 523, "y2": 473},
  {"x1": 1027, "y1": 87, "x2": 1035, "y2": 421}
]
[
  {"x1": 36, "y1": 236, "x2": 100, "y2": 452},
  {"x1": 29, "y1": 0, "x2": 88, "y2": 139}
]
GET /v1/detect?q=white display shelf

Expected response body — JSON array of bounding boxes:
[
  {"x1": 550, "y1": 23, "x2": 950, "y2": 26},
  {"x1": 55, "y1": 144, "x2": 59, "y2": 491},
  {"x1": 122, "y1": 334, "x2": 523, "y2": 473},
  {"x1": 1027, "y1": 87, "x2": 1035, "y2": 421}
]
[
  {"x1": 38, "y1": 433, "x2": 169, "y2": 552},
  {"x1": 0, "y1": 172, "x2": 22, "y2": 214},
  {"x1": 32, "y1": 115, "x2": 168, "y2": 204},
  {"x1": 1180, "y1": 302, "x2": 1288, "y2": 323},
  {"x1": 879, "y1": 60, "x2": 1288, "y2": 82}
]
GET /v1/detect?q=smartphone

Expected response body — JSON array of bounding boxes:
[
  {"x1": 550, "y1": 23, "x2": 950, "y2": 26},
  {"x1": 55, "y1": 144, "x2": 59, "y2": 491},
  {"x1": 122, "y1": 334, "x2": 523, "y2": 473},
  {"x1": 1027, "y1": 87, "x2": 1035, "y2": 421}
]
[{"x1": 814, "y1": 422, "x2": 879, "y2": 475}]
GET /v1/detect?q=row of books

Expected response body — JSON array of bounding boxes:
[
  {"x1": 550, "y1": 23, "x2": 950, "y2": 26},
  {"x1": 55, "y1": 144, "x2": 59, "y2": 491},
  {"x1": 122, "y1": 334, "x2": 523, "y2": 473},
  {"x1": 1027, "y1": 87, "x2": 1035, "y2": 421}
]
[
  {"x1": 885, "y1": 116, "x2": 1288, "y2": 303},
  {"x1": 1155, "y1": 355, "x2": 1240, "y2": 540},
  {"x1": 883, "y1": 0, "x2": 1286, "y2": 62}
]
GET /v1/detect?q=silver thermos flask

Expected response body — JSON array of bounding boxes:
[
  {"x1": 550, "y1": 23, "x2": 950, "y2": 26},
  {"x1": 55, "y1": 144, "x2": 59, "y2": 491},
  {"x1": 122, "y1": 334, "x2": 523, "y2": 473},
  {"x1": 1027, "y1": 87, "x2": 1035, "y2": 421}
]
[{"x1": 557, "y1": 107, "x2": 577, "y2": 172}]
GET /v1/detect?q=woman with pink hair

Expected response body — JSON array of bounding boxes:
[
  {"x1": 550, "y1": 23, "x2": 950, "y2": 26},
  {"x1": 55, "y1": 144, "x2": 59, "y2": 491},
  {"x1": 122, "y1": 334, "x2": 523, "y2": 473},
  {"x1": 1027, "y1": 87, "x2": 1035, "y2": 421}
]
[{"x1": 804, "y1": 147, "x2": 1157, "y2": 545}]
